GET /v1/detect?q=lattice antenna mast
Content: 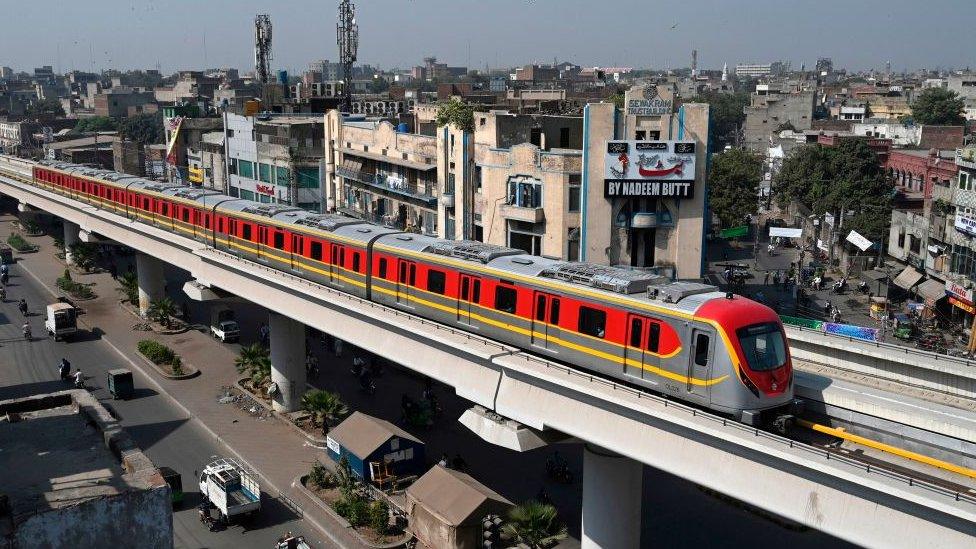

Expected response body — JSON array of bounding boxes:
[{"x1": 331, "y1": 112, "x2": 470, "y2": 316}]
[
  {"x1": 254, "y1": 14, "x2": 273, "y2": 84},
  {"x1": 337, "y1": 0, "x2": 358, "y2": 111}
]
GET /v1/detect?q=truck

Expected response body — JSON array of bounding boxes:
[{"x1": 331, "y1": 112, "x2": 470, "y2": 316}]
[
  {"x1": 210, "y1": 306, "x2": 240, "y2": 343},
  {"x1": 198, "y1": 457, "x2": 261, "y2": 522},
  {"x1": 45, "y1": 302, "x2": 78, "y2": 341}
]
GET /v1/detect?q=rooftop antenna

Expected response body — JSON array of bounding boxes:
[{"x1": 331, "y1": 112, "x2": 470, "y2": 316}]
[
  {"x1": 337, "y1": 0, "x2": 358, "y2": 112},
  {"x1": 254, "y1": 14, "x2": 273, "y2": 84}
]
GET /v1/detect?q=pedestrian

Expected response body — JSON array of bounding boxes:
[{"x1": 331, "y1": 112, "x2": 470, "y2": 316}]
[
  {"x1": 772, "y1": 271, "x2": 781, "y2": 286},
  {"x1": 108, "y1": 263, "x2": 117, "y2": 280},
  {"x1": 782, "y1": 272, "x2": 789, "y2": 291},
  {"x1": 763, "y1": 271, "x2": 770, "y2": 286},
  {"x1": 258, "y1": 323, "x2": 270, "y2": 346},
  {"x1": 438, "y1": 453, "x2": 449, "y2": 468},
  {"x1": 723, "y1": 267, "x2": 732, "y2": 283}
]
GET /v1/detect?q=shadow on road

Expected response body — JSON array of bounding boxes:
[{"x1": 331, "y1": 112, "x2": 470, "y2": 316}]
[{"x1": 0, "y1": 380, "x2": 72, "y2": 400}]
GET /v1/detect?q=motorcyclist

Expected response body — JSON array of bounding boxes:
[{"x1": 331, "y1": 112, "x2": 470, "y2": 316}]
[
  {"x1": 22, "y1": 322, "x2": 31, "y2": 341},
  {"x1": 18, "y1": 298, "x2": 27, "y2": 316},
  {"x1": 74, "y1": 370, "x2": 84, "y2": 389},
  {"x1": 59, "y1": 358, "x2": 71, "y2": 380},
  {"x1": 0, "y1": 286, "x2": 6, "y2": 300}
]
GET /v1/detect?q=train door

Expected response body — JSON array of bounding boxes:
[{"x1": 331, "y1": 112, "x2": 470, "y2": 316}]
[
  {"x1": 396, "y1": 259, "x2": 416, "y2": 305},
  {"x1": 330, "y1": 244, "x2": 345, "y2": 283},
  {"x1": 531, "y1": 292, "x2": 561, "y2": 350},
  {"x1": 688, "y1": 329, "x2": 714, "y2": 399},
  {"x1": 624, "y1": 315, "x2": 647, "y2": 378},
  {"x1": 257, "y1": 226, "x2": 268, "y2": 262},
  {"x1": 290, "y1": 234, "x2": 304, "y2": 273},
  {"x1": 457, "y1": 274, "x2": 481, "y2": 324}
]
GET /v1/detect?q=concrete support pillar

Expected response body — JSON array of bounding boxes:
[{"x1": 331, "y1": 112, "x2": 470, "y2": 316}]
[
  {"x1": 269, "y1": 312, "x2": 306, "y2": 413},
  {"x1": 136, "y1": 253, "x2": 165, "y2": 317},
  {"x1": 63, "y1": 220, "x2": 80, "y2": 265},
  {"x1": 581, "y1": 444, "x2": 643, "y2": 549}
]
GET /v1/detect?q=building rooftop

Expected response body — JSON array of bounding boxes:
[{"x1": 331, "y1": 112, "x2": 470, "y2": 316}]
[{"x1": 0, "y1": 391, "x2": 164, "y2": 524}]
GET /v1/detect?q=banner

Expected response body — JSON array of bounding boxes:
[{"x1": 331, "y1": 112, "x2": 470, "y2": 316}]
[
  {"x1": 604, "y1": 140, "x2": 697, "y2": 199},
  {"x1": 846, "y1": 230, "x2": 873, "y2": 252},
  {"x1": 769, "y1": 227, "x2": 802, "y2": 238}
]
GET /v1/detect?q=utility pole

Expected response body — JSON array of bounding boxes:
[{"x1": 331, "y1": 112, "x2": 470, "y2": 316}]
[{"x1": 337, "y1": 0, "x2": 358, "y2": 112}]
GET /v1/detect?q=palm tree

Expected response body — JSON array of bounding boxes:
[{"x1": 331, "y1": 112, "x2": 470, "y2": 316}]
[
  {"x1": 301, "y1": 389, "x2": 349, "y2": 433},
  {"x1": 235, "y1": 344, "x2": 271, "y2": 386},
  {"x1": 68, "y1": 242, "x2": 98, "y2": 272},
  {"x1": 501, "y1": 501, "x2": 568, "y2": 549},
  {"x1": 117, "y1": 271, "x2": 138, "y2": 304},
  {"x1": 148, "y1": 297, "x2": 179, "y2": 328}
]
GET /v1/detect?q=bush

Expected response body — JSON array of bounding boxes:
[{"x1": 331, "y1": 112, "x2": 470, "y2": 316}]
[
  {"x1": 308, "y1": 462, "x2": 332, "y2": 489},
  {"x1": 342, "y1": 494, "x2": 371, "y2": 528},
  {"x1": 170, "y1": 355, "x2": 183, "y2": 375},
  {"x1": 368, "y1": 500, "x2": 390, "y2": 533},
  {"x1": 62, "y1": 268, "x2": 72, "y2": 282},
  {"x1": 7, "y1": 233, "x2": 33, "y2": 252},
  {"x1": 138, "y1": 339, "x2": 177, "y2": 365}
]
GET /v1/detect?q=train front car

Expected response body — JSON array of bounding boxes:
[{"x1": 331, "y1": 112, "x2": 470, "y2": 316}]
[{"x1": 695, "y1": 294, "x2": 798, "y2": 430}]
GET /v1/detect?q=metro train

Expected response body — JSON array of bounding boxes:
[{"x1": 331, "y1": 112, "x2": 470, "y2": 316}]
[{"x1": 0, "y1": 156, "x2": 797, "y2": 426}]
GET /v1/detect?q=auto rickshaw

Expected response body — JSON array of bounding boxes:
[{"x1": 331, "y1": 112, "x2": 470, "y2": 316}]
[
  {"x1": 159, "y1": 467, "x2": 184, "y2": 507},
  {"x1": 106, "y1": 368, "x2": 134, "y2": 400}
]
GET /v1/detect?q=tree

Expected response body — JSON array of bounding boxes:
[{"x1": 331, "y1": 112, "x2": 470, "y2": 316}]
[
  {"x1": 689, "y1": 91, "x2": 750, "y2": 150},
  {"x1": 910, "y1": 88, "x2": 965, "y2": 125},
  {"x1": 501, "y1": 500, "x2": 568, "y2": 548},
  {"x1": 608, "y1": 93, "x2": 625, "y2": 109},
  {"x1": 72, "y1": 117, "x2": 118, "y2": 134},
  {"x1": 120, "y1": 112, "x2": 164, "y2": 145},
  {"x1": 301, "y1": 389, "x2": 349, "y2": 433},
  {"x1": 435, "y1": 98, "x2": 475, "y2": 133},
  {"x1": 708, "y1": 149, "x2": 763, "y2": 227},
  {"x1": 117, "y1": 271, "x2": 138, "y2": 304},
  {"x1": 26, "y1": 98, "x2": 65, "y2": 120},
  {"x1": 67, "y1": 242, "x2": 98, "y2": 272},
  {"x1": 773, "y1": 139, "x2": 893, "y2": 241},
  {"x1": 148, "y1": 297, "x2": 179, "y2": 328},
  {"x1": 235, "y1": 343, "x2": 272, "y2": 385}
]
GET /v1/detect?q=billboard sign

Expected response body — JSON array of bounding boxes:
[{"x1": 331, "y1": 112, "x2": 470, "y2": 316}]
[
  {"x1": 846, "y1": 230, "x2": 873, "y2": 252},
  {"x1": 604, "y1": 141, "x2": 696, "y2": 199},
  {"x1": 955, "y1": 215, "x2": 976, "y2": 237},
  {"x1": 626, "y1": 85, "x2": 673, "y2": 116}
]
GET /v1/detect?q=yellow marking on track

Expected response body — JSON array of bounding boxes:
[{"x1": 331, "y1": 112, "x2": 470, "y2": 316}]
[{"x1": 798, "y1": 419, "x2": 976, "y2": 480}]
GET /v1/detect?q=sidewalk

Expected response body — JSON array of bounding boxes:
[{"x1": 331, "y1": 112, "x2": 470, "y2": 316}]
[{"x1": 2, "y1": 212, "x2": 369, "y2": 549}]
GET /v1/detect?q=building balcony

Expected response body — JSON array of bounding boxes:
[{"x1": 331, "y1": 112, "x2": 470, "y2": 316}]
[
  {"x1": 336, "y1": 166, "x2": 437, "y2": 209},
  {"x1": 499, "y1": 203, "x2": 545, "y2": 223},
  {"x1": 957, "y1": 148, "x2": 976, "y2": 170}
]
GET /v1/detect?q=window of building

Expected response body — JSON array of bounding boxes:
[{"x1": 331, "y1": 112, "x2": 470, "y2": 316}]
[
  {"x1": 310, "y1": 241, "x2": 323, "y2": 261},
  {"x1": 909, "y1": 235, "x2": 921, "y2": 255},
  {"x1": 446, "y1": 173, "x2": 456, "y2": 195},
  {"x1": 951, "y1": 244, "x2": 976, "y2": 280},
  {"x1": 276, "y1": 167, "x2": 290, "y2": 185},
  {"x1": 960, "y1": 171, "x2": 973, "y2": 191},
  {"x1": 229, "y1": 158, "x2": 238, "y2": 175},
  {"x1": 445, "y1": 216, "x2": 456, "y2": 240},
  {"x1": 568, "y1": 175, "x2": 581, "y2": 213},
  {"x1": 238, "y1": 160, "x2": 255, "y2": 179},
  {"x1": 474, "y1": 166, "x2": 482, "y2": 193},
  {"x1": 578, "y1": 306, "x2": 606, "y2": 338},
  {"x1": 897, "y1": 230, "x2": 905, "y2": 249},
  {"x1": 559, "y1": 127, "x2": 570, "y2": 148},
  {"x1": 427, "y1": 270, "x2": 446, "y2": 294},
  {"x1": 259, "y1": 163, "x2": 273, "y2": 183},
  {"x1": 240, "y1": 189, "x2": 255, "y2": 201},
  {"x1": 507, "y1": 176, "x2": 543, "y2": 208},
  {"x1": 296, "y1": 167, "x2": 320, "y2": 188},
  {"x1": 494, "y1": 286, "x2": 518, "y2": 314}
]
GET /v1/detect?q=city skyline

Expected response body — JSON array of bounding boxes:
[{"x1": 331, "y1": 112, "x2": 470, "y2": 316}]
[{"x1": 1, "y1": 0, "x2": 974, "y2": 75}]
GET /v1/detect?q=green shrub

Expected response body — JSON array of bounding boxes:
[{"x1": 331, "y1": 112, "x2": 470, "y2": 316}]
[
  {"x1": 344, "y1": 495, "x2": 370, "y2": 527},
  {"x1": 309, "y1": 462, "x2": 332, "y2": 488},
  {"x1": 62, "y1": 268, "x2": 72, "y2": 282},
  {"x1": 170, "y1": 355, "x2": 183, "y2": 375},
  {"x1": 368, "y1": 500, "x2": 389, "y2": 533},
  {"x1": 7, "y1": 233, "x2": 33, "y2": 252},
  {"x1": 137, "y1": 339, "x2": 176, "y2": 365}
]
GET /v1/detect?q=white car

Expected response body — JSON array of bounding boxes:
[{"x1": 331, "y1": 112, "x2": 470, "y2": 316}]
[{"x1": 210, "y1": 319, "x2": 240, "y2": 343}]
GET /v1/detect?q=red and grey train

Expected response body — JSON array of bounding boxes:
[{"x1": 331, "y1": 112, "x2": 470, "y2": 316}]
[{"x1": 22, "y1": 159, "x2": 796, "y2": 425}]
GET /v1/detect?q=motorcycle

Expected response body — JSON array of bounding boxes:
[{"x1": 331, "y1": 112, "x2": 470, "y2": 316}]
[
  {"x1": 18, "y1": 300, "x2": 27, "y2": 316},
  {"x1": 22, "y1": 324, "x2": 31, "y2": 341}
]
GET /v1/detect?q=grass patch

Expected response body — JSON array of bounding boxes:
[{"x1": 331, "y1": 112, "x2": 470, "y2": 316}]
[{"x1": 7, "y1": 233, "x2": 35, "y2": 252}]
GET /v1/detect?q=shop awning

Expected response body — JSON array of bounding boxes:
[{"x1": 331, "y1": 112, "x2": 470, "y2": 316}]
[
  {"x1": 892, "y1": 266, "x2": 924, "y2": 290},
  {"x1": 916, "y1": 279, "x2": 947, "y2": 302}
]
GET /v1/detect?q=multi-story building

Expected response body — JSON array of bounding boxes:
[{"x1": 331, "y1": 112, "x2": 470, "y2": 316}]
[
  {"x1": 225, "y1": 113, "x2": 325, "y2": 211},
  {"x1": 734, "y1": 62, "x2": 786, "y2": 78},
  {"x1": 93, "y1": 87, "x2": 157, "y2": 118},
  {"x1": 0, "y1": 120, "x2": 39, "y2": 154},
  {"x1": 161, "y1": 105, "x2": 223, "y2": 185},
  {"x1": 743, "y1": 83, "x2": 815, "y2": 152}
]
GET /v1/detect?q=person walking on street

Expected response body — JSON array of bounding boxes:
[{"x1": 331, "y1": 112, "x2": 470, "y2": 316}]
[
  {"x1": 782, "y1": 272, "x2": 789, "y2": 291},
  {"x1": 772, "y1": 271, "x2": 781, "y2": 287},
  {"x1": 763, "y1": 271, "x2": 770, "y2": 286}
]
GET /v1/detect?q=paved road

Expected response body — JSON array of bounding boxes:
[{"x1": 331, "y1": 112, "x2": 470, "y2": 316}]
[{"x1": 0, "y1": 263, "x2": 316, "y2": 549}]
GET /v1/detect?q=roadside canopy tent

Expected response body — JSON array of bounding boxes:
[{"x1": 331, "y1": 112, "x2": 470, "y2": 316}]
[
  {"x1": 406, "y1": 465, "x2": 513, "y2": 549},
  {"x1": 916, "y1": 279, "x2": 947, "y2": 303},
  {"x1": 892, "y1": 267, "x2": 924, "y2": 291}
]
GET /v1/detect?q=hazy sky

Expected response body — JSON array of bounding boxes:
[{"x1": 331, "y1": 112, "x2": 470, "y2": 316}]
[{"x1": 1, "y1": 0, "x2": 973, "y2": 75}]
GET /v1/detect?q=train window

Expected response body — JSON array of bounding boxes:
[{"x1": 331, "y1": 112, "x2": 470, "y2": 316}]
[
  {"x1": 242, "y1": 224, "x2": 252, "y2": 241},
  {"x1": 550, "y1": 299, "x2": 560, "y2": 325},
  {"x1": 578, "y1": 307, "x2": 606, "y2": 338},
  {"x1": 694, "y1": 334, "x2": 710, "y2": 366},
  {"x1": 310, "y1": 241, "x2": 323, "y2": 261},
  {"x1": 218, "y1": 218, "x2": 225, "y2": 233},
  {"x1": 273, "y1": 231, "x2": 285, "y2": 250},
  {"x1": 204, "y1": 214, "x2": 210, "y2": 229},
  {"x1": 377, "y1": 258, "x2": 387, "y2": 278},
  {"x1": 472, "y1": 280, "x2": 481, "y2": 303},
  {"x1": 162, "y1": 203, "x2": 169, "y2": 217},
  {"x1": 408, "y1": 263, "x2": 416, "y2": 286},
  {"x1": 535, "y1": 295, "x2": 546, "y2": 321},
  {"x1": 648, "y1": 322, "x2": 660, "y2": 353},
  {"x1": 142, "y1": 198, "x2": 150, "y2": 210},
  {"x1": 629, "y1": 318, "x2": 642, "y2": 348},
  {"x1": 427, "y1": 270, "x2": 446, "y2": 294},
  {"x1": 352, "y1": 253, "x2": 361, "y2": 272},
  {"x1": 182, "y1": 208, "x2": 190, "y2": 223},
  {"x1": 494, "y1": 286, "x2": 517, "y2": 314}
]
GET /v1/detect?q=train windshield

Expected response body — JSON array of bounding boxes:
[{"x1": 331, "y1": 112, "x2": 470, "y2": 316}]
[{"x1": 736, "y1": 322, "x2": 787, "y2": 372}]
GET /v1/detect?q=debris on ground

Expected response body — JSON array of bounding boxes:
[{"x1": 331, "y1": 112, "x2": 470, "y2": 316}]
[{"x1": 216, "y1": 386, "x2": 271, "y2": 420}]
